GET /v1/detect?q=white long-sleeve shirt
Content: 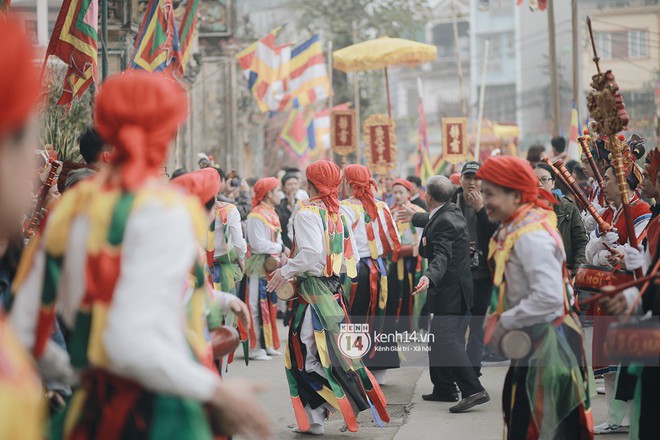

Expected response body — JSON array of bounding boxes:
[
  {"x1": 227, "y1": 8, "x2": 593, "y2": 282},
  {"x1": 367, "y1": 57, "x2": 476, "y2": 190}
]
[
  {"x1": 499, "y1": 230, "x2": 567, "y2": 330},
  {"x1": 11, "y1": 199, "x2": 221, "y2": 402},
  {"x1": 281, "y1": 207, "x2": 359, "y2": 279},
  {"x1": 213, "y1": 203, "x2": 247, "y2": 259},
  {"x1": 340, "y1": 199, "x2": 398, "y2": 259},
  {"x1": 246, "y1": 205, "x2": 283, "y2": 256}
]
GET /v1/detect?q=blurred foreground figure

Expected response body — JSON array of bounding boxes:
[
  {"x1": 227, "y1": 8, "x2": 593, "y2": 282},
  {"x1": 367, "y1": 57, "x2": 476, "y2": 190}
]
[
  {"x1": 0, "y1": 18, "x2": 47, "y2": 440},
  {"x1": 11, "y1": 71, "x2": 271, "y2": 440},
  {"x1": 476, "y1": 156, "x2": 593, "y2": 440}
]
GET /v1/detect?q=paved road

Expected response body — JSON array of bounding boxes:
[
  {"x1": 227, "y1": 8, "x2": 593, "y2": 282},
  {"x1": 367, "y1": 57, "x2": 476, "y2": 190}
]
[{"x1": 226, "y1": 321, "x2": 628, "y2": 439}]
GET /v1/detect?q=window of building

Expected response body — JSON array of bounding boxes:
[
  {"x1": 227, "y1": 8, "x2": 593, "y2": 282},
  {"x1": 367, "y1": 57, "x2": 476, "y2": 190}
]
[
  {"x1": 594, "y1": 32, "x2": 612, "y2": 60},
  {"x1": 629, "y1": 30, "x2": 648, "y2": 59}
]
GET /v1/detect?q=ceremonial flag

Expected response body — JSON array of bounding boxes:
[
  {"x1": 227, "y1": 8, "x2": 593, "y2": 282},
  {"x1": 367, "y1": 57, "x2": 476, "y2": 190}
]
[
  {"x1": 567, "y1": 103, "x2": 580, "y2": 160},
  {"x1": 236, "y1": 28, "x2": 291, "y2": 112},
  {"x1": 310, "y1": 103, "x2": 350, "y2": 161},
  {"x1": 45, "y1": 0, "x2": 98, "y2": 109},
  {"x1": 278, "y1": 104, "x2": 316, "y2": 158},
  {"x1": 516, "y1": 0, "x2": 547, "y2": 11},
  {"x1": 129, "y1": 0, "x2": 181, "y2": 76},
  {"x1": 236, "y1": 26, "x2": 283, "y2": 77},
  {"x1": 177, "y1": 0, "x2": 200, "y2": 75},
  {"x1": 415, "y1": 100, "x2": 444, "y2": 182},
  {"x1": 279, "y1": 34, "x2": 329, "y2": 111},
  {"x1": 1, "y1": 0, "x2": 10, "y2": 15}
]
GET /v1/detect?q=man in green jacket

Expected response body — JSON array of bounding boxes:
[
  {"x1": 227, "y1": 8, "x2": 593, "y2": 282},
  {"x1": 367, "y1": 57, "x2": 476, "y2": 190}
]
[{"x1": 534, "y1": 163, "x2": 588, "y2": 273}]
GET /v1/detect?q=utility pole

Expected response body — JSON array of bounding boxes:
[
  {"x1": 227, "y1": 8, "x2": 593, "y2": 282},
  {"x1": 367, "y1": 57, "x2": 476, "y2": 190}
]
[
  {"x1": 548, "y1": 0, "x2": 560, "y2": 137},
  {"x1": 451, "y1": 0, "x2": 467, "y2": 119},
  {"x1": 571, "y1": 0, "x2": 579, "y2": 107}
]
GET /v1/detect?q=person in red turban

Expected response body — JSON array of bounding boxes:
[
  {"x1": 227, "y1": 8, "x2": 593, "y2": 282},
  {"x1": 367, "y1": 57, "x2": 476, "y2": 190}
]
[
  {"x1": 94, "y1": 71, "x2": 187, "y2": 191},
  {"x1": 476, "y1": 155, "x2": 555, "y2": 223},
  {"x1": 171, "y1": 168, "x2": 221, "y2": 209},
  {"x1": 11, "y1": 69, "x2": 272, "y2": 440},
  {"x1": 252, "y1": 177, "x2": 282, "y2": 209},
  {"x1": 340, "y1": 164, "x2": 401, "y2": 384},
  {"x1": 305, "y1": 160, "x2": 342, "y2": 213},
  {"x1": 245, "y1": 176, "x2": 285, "y2": 360},
  {"x1": 266, "y1": 160, "x2": 389, "y2": 435},
  {"x1": 476, "y1": 155, "x2": 592, "y2": 439},
  {"x1": 0, "y1": 18, "x2": 47, "y2": 440}
]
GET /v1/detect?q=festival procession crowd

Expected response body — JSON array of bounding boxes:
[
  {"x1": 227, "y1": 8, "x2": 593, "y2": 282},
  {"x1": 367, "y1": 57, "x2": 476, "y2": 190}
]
[{"x1": 1, "y1": 11, "x2": 660, "y2": 440}]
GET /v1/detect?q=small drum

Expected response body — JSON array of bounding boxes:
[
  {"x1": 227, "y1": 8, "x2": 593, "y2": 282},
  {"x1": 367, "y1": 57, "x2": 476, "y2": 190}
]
[
  {"x1": 574, "y1": 264, "x2": 634, "y2": 293},
  {"x1": 605, "y1": 320, "x2": 660, "y2": 364},
  {"x1": 210, "y1": 325, "x2": 240, "y2": 358},
  {"x1": 276, "y1": 281, "x2": 297, "y2": 302},
  {"x1": 500, "y1": 330, "x2": 532, "y2": 360},
  {"x1": 264, "y1": 255, "x2": 281, "y2": 273}
]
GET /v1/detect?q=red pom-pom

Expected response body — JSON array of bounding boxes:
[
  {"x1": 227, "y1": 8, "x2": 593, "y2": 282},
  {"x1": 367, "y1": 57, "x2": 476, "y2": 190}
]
[
  {"x1": 583, "y1": 129, "x2": 589, "y2": 135},
  {"x1": 619, "y1": 134, "x2": 626, "y2": 141}
]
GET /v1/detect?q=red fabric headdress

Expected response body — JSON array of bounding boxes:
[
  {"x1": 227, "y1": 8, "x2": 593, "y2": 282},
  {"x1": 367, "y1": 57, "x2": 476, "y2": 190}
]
[
  {"x1": 450, "y1": 173, "x2": 461, "y2": 185},
  {"x1": 94, "y1": 71, "x2": 187, "y2": 191},
  {"x1": 645, "y1": 148, "x2": 660, "y2": 181},
  {"x1": 392, "y1": 178, "x2": 413, "y2": 194},
  {"x1": 252, "y1": 177, "x2": 280, "y2": 208},
  {"x1": 476, "y1": 155, "x2": 556, "y2": 210},
  {"x1": 171, "y1": 168, "x2": 220, "y2": 205},
  {"x1": 306, "y1": 160, "x2": 342, "y2": 214},
  {"x1": 344, "y1": 164, "x2": 379, "y2": 220},
  {"x1": 0, "y1": 19, "x2": 41, "y2": 140}
]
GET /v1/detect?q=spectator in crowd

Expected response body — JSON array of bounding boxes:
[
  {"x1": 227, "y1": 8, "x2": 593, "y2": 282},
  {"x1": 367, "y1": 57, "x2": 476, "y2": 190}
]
[
  {"x1": 407, "y1": 175, "x2": 428, "y2": 210},
  {"x1": 526, "y1": 144, "x2": 546, "y2": 168},
  {"x1": 276, "y1": 173, "x2": 300, "y2": 250}
]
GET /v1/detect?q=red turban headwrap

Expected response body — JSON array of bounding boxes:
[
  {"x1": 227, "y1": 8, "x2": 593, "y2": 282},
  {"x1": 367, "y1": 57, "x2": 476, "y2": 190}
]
[
  {"x1": 306, "y1": 160, "x2": 342, "y2": 214},
  {"x1": 0, "y1": 19, "x2": 41, "y2": 140},
  {"x1": 393, "y1": 178, "x2": 413, "y2": 194},
  {"x1": 344, "y1": 164, "x2": 379, "y2": 221},
  {"x1": 449, "y1": 173, "x2": 461, "y2": 185},
  {"x1": 94, "y1": 71, "x2": 187, "y2": 190},
  {"x1": 476, "y1": 155, "x2": 556, "y2": 210},
  {"x1": 252, "y1": 177, "x2": 280, "y2": 208},
  {"x1": 171, "y1": 168, "x2": 220, "y2": 205}
]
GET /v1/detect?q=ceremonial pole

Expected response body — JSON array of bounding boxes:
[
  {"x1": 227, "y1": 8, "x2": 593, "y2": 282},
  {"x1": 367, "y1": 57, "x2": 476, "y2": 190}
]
[
  {"x1": 451, "y1": 0, "x2": 466, "y2": 119},
  {"x1": 101, "y1": 0, "x2": 108, "y2": 80},
  {"x1": 328, "y1": 40, "x2": 335, "y2": 164},
  {"x1": 548, "y1": 0, "x2": 560, "y2": 136},
  {"x1": 352, "y1": 21, "x2": 362, "y2": 164},
  {"x1": 474, "y1": 39, "x2": 489, "y2": 160}
]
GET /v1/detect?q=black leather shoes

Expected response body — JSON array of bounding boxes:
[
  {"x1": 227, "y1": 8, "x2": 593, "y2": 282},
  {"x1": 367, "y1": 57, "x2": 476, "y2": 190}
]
[
  {"x1": 422, "y1": 392, "x2": 459, "y2": 402},
  {"x1": 449, "y1": 390, "x2": 490, "y2": 413}
]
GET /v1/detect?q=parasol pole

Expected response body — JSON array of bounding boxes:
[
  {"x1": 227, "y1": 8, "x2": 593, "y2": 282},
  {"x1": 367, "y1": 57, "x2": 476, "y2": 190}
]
[
  {"x1": 474, "y1": 39, "x2": 490, "y2": 160},
  {"x1": 352, "y1": 21, "x2": 362, "y2": 164},
  {"x1": 328, "y1": 40, "x2": 335, "y2": 164},
  {"x1": 384, "y1": 67, "x2": 392, "y2": 119}
]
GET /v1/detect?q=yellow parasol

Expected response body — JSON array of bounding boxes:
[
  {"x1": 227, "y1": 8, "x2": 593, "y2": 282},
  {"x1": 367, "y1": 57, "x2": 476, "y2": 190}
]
[{"x1": 333, "y1": 37, "x2": 437, "y2": 117}]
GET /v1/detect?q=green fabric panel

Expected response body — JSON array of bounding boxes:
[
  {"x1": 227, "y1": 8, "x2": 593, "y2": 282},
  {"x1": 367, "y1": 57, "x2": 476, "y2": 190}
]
[
  {"x1": 245, "y1": 254, "x2": 268, "y2": 277},
  {"x1": 75, "y1": 0, "x2": 98, "y2": 40},
  {"x1": 286, "y1": 367, "x2": 300, "y2": 397},
  {"x1": 209, "y1": 219, "x2": 216, "y2": 232},
  {"x1": 43, "y1": 255, "x2": 63, "y2": 305},
  {"x1": 193, "y1": 261, "x2": 205, "y2": 288},
  {"x1": 149, "y1": 395, "x2": 212, "y2": 440},
  {"x1": 69, "y1": 311, "x2": 92, "y2": 368},
  {"x1": 206, "y1": 301, "x2": 223, "y2": 330},
  {"x1": 107, "y1": 193, "x2": 135, "y2": 246}
]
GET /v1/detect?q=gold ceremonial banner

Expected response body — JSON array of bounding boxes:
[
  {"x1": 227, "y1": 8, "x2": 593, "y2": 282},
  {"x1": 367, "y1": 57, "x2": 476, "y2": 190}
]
[
  {"x1": 363, "y1": 114, "x2": 397, "y2": 174},
  {"x1": 442, "y1": 117, "x2": 468, "y2": 163},
  {"x1": 331, "y1": 109, "x2": 357, "y2": 156}
]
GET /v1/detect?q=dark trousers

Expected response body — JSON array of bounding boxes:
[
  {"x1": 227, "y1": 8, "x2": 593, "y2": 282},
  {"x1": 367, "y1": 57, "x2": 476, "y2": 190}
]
[
  {"x1": 428, "y1": 313, "x2": 484, "y2": 398},
  {"x1": 466, "y1": 278, "x2": 492, "y2": 374}
]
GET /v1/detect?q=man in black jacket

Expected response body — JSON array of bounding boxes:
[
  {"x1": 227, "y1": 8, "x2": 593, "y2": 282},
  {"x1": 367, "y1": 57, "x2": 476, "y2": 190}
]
[
  {"x1": 451, "y1": 161, "x2": 498, "y2": 374},
  {"x1": 409, "y1": 175, "x2": 489, "y2": 413}
]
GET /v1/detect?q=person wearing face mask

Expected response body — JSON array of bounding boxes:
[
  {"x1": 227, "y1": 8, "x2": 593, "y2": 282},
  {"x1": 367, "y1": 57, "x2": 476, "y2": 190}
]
[
  {"x1": 534, "y1": 163, "x2": 587, "y2": 274},
  {"x1": 245, "y1": 177, "x2": 288, "y2": 360},
  {"x1": 476, "y1": 156, "x2": 592, "y2": 440}
]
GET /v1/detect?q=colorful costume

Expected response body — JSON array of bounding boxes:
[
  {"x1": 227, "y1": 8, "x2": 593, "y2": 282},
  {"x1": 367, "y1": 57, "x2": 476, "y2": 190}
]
[
  {"x1": 11, "y1": 73, "x2": 220, "y2": 439},
  {"x1": 388, "y1": 199, "x2": 427, "y2": 333},
  {"x1": 245, "y1": 178, "x2": 283, "y2": 357},
  {"x1": 0, "y1": 19, "x2": 46, "y2": 440},
  {"x1": 340, "y1": 165, "x2": 401, "y2": 371},
  {"x1": 477, "y1": 156, "x2": 593, "y2": 440},
  {"x1": 281, "y1": 161, "x2": 388, "y2": 433}
]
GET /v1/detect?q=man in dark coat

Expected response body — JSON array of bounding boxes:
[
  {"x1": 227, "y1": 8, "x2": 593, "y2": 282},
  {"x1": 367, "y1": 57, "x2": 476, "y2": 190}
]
[{"x1": 409, "y1": 175, "x2": 489, "y2": 413}]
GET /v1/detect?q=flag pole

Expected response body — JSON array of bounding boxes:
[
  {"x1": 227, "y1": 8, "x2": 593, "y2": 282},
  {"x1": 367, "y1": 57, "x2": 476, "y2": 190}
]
[
  {"x1": 474, "y1": 39, "x2": 489, "y2": 160},
  {"x1": 352, "y1": 21, "x2": 361, "y2": 165},
  {"x1": 101, "y1": 0, "x2": 108, "y2": 80},
  {"x1": 328, "y1": 40, "x2": 335, "y2": 164}
]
